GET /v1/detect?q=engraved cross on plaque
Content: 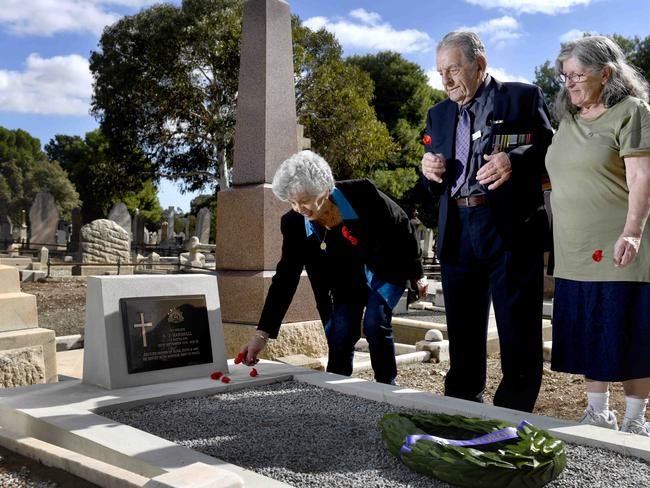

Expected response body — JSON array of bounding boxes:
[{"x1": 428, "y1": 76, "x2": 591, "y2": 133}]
[{"x1": 133, "y1": 312, "x2": 153, "y2": 347}]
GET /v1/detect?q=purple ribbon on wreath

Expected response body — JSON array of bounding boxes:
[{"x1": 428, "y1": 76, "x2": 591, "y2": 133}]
[{"x1": 400, "y1": 420, "x2": 531, "y2": 454}]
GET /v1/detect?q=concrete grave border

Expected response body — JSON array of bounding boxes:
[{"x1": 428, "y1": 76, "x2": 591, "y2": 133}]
[{"x1": 0, "y1": 360, "x2": 648, "y2": 487}]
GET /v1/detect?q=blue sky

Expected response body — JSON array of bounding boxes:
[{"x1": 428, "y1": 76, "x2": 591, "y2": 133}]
[{"x1": 1, "y1": 0, "x2": 648, "y2": 212}]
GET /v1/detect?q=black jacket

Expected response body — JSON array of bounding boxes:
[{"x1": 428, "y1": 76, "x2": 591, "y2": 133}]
[
  {"x1": 258, "y1": 179, "x2": 424, "y2": 338},
  {"x1": 422, "y1": 78, "x2": 553, "y2": 260}
]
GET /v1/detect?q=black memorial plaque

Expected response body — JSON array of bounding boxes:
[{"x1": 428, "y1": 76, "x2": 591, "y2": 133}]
[{"x1": 120, "y1": 295, "x2": 213, "y2": 374}]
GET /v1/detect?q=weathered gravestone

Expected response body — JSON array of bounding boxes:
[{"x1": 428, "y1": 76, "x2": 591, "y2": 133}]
[
  {"x1": 132, "y1": 209, "x2": 145, "y2": 248},
  {"x1": 107, "y1": 202, "x2": 132, "y2": 238},
  {"x1": 83, "y1": 274, "x2": 228, "y2": 388},
  {"x1": 0, "y1": 265, "x2": 57, "y2": 387},
  {"x1": 29, "y1": 189, "x2": 59, "y2": 248},
  {"x1": 195, "y1": 207, "x2": 211, "y2": 244},
  {"x1": 72, "y1": 219, "x2": 132, "y2": 276},
  {"x1": 0, "y1": 215, "x2": 12, "y2": 243}
]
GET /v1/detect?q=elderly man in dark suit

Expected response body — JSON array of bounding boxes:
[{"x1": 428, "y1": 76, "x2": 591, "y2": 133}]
[{"x1": 421, "y1": 31, "x2": 553, "y2": 412}]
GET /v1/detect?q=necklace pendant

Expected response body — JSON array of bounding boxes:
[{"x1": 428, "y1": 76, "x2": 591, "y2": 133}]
[{"x1": 320, "y1": 242, "x2": 327, "y2": 251}]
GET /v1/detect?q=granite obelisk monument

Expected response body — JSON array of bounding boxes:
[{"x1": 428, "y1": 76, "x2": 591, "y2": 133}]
[{"x1": 215, "y1": 0, "x2": 326, "y2": 358}]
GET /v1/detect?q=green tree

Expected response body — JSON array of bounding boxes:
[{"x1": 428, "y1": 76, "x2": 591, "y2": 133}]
[
  {"x1": 90, "y1": 0, "x2": 242, "y2": 193},
  {"x1": 90, "y1": 0, "x2": 393, "y2": 191},
  {"x1": 347, "y1": 51, "x2": 446, "y2": 210},
  {"x1": 45, "y1": 129, "x2": 151, "y2": 223},
  {"x1": 122, "y1": 180, "x2": 164, "y2": 230},
  {"x1": 0, "y1": 127, "x2": 80, "y2": 225}
]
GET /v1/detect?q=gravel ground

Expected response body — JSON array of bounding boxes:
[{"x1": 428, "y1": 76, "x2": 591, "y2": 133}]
[
  {"x1": 0, "y1": 446, "x2": 97, "y2": 488},
  {"x1": 104, "y1": 381, "x2": 650, "y2": 488}
]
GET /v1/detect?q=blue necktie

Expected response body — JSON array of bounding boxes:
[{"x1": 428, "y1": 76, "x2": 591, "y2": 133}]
[{"x1": 451, "y1": 106, "x2": 471, "y2": 196}]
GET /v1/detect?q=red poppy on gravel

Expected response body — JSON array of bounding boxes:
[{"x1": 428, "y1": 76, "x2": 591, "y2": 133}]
[
  {"x1": 210, "y1": 371, "x2": 223, "y2": 380},
  {"x1": 422, "y1": 134, "x2": 432, "y2": 145},
  {"x1": 592, "y1": 249, "x2": 604, "y2": 262}
]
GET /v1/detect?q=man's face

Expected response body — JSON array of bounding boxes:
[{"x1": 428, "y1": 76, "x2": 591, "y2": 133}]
[{"x1": 436, "y1": 46, "x2": 485, "y2": 105}]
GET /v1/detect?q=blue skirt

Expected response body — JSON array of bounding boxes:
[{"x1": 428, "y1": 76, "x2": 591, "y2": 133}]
[{"x1": 551, "y1": 278, "x2": 650, "y2": 382}]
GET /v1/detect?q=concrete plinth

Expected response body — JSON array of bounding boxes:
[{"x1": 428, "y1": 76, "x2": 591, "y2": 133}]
[
  {"x1": 0, "y1": 328, "x2": 57, "y2": 384},
  {"x1": 223, "y1": 319, "x2": 328, "y2": 360},
  {"x1": 215, "y1": 185, "x2": 288, "y2": 270},
  {"x1": 217, "y1": 270, "x2": 318, "y2": 324}
]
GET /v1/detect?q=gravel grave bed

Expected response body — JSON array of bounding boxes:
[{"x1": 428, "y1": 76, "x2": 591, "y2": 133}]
[{"x1": 103, "y1": 381, "x2": 650, "y2": 488}]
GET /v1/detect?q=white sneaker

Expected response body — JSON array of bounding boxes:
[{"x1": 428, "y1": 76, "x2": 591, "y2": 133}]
[
  {"x1": 620, "y1": 418, "x2": 650, "y2": 437},
  {"x1": 579, "y1": 406, "x2": 618, "y2": 430}
]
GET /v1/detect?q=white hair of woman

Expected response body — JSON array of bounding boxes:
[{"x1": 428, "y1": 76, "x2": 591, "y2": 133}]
[{"x1": 272, "y1": 150, "x2": 335, "y2": 201}]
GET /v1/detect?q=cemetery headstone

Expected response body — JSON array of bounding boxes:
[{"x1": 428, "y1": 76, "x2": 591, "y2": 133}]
[
  {"x1": 69, "y1": 207, "x2": 81, "y2": 252},
  {"x1": 132, "y1": 210, "x2": 145, "y2": 248},
  {"x1": 196, "y1": 207, "x2": 211, "y2": 244},
  {"x1": 83, "y1": 274, "x2": 228, "y2": 388},
  {"x1": 29, "y1": 189, "x2": 59, "y2": 247},
  {"x1": 0, "y1": 214, "x2": 12, "y2": 243},
  {"x1": 166, "y1": 207, "x2": 176, "y2": 238},
  {"x1": 72, "y1": 219, "x2": 132, "y2": 276},
  {"x1": 108, "y1": 202, "x2": 132, "y2": 238}
]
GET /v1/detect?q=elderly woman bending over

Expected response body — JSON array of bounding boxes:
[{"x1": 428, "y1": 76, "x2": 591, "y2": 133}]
[
  {"x1": 240, "y1": 150, "x2": 427, "y2": 385},
  {"x1": 545, "y1": 35, "x2": 650, "y2": 436}
]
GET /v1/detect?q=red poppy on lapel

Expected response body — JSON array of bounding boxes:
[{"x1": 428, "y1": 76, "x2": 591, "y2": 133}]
[
  {"x1": 341, "y1": 225, "x2": 359, "y2": 245},
  {"x1": 422, "y1": 134, "x2": 432, "y2": 145},
  {"x1": 592, "y1": 249, "x2": 603, "y2": 262}
]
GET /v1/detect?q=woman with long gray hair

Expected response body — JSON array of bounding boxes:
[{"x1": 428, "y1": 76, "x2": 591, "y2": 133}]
[
  {"x1": 546, "y1": 35, "x2": 650, "y2": 436},
  {"x1": 239, "y1": 150, "x2": 427, "y2": 385}
]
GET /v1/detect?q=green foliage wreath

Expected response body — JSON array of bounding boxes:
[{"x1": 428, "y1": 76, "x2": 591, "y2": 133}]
[{"x1": 380, "y1": 412, "x2": 566, "y2": 488}]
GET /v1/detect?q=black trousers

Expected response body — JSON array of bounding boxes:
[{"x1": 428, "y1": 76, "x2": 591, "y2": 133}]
[{"x1": 441, "y1": 205, "x2": 543, "y2": 412}]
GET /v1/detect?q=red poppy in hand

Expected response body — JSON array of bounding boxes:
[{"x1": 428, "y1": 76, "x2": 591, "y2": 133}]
[
  {"x1": 234, "y1": 352, "x2": 244, "y2": 364},
  {"x1": 221, "y1": 376, "x2": 231, "y2": 383},
  {"x1": 422, "y1": 134, "x2": 432, "y2": 145},
  {"x1": 341, "y1": 225, "x2": 359, "y2": 245},
  {"x1": 592, "y1": 249, "x2": 603, "y2": 262},
  {"x1": 210, "y1": 371, "x2": 223, "y2": 380},
  {"x1": 249, "y1": 368, "x2": 258, "y2": 377}
]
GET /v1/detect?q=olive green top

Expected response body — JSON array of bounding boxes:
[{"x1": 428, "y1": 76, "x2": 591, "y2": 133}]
[{"x1": 545, "y1": 96, "x2": 650, "y2": 282}]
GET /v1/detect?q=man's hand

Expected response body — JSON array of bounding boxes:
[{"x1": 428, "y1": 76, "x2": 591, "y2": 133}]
[
  {"x1": 477, "y1": 152, "x2": 512, "y2": 190},
  {"x1": 421, "y1": 152, "x2": 446, "y2": 183}
]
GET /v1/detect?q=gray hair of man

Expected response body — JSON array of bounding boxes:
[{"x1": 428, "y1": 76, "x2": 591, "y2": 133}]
[
  {"x1": 272, "y1": 150, "x2": 335, "y2": 201},
  {"x1": 437, "y1": 31, "x2": 488, "y2": 64},
  {"x1": 554, "y1": 35, "x2": 649, "y2": 120}
]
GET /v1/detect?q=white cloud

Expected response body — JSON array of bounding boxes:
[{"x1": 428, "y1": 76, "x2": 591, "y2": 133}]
[
  {"x1": 0, "y1": 0, "x2": 157, "y2": 36},
  {"x1": 459, "y1": 16, "x2": 524, "y2": 48},
  {"x1": 303, "y1": 10, "x2": 432, "y2": 53},
  {"x1": 425, "y1": 68, "x2": 444, "y2": 90},
  {"x1": 425, "y1": 65, "x2": 530, "y2": 90},
  {"x1": 0, "y1": 53, "x2": 93, "y2": 115},
  {"x1": 487, "y1": 67, "x2": 530, "y2": 84},
  {"x1": 559, "y1": 28, "x2": 593, "y2": 42},
  {"x1": 464, "y1": 0, "x2": 592, "y2": 15},
  {"x1": 349, "y1": 8, "x2": 382, "y2": 26}
]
